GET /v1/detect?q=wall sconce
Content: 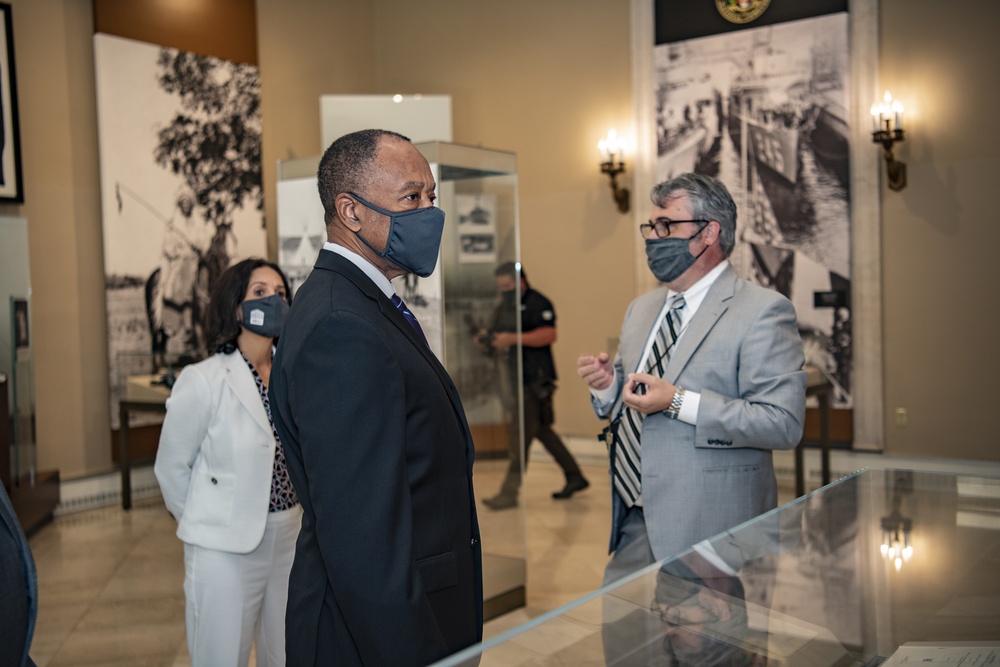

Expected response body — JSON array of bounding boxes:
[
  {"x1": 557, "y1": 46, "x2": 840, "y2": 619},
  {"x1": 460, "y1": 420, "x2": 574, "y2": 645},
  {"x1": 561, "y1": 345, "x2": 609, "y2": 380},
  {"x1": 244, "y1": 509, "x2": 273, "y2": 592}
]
[
  {"x1": 871, "y1": 91, "x2": 906, "y2": 191},
  {"x1": 598, "y1": 128, "x2": 630, "y2": 214}
]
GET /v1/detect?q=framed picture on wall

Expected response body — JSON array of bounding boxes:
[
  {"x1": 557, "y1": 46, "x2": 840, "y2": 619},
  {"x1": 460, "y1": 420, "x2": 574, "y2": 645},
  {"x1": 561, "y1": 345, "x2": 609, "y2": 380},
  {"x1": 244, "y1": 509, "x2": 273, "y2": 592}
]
[
  {"x1": 12, "y1": 297, "x2": 28, "y2": 349},
  {"x1": 0, "y1": 3, "x2": 23, "y2": 203}
]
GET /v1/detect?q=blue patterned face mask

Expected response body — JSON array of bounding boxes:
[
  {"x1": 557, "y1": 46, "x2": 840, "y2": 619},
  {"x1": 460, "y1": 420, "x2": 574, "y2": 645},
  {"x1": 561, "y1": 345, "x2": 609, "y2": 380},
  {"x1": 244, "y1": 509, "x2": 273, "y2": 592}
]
[
  {"x1": 350, "y1": 192, "x2": 445, "y2": 278},
  {"x1": 240, "y1": 294, "x2": 289, "y2": 339}
]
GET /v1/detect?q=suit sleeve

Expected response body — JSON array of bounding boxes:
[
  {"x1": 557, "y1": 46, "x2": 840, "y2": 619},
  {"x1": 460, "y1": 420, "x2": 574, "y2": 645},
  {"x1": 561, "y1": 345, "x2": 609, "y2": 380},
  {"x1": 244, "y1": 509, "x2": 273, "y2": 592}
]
[
  {"x1": 154, "y1": 364, "x2": 213, "y2": 520},
  {"x1": 695, "y1": 296, "x2": 807, "y2": 451},
  {"x1": 590, "y1": 299, "x2": 635, "y2": 420},
  {"x1": 286, "y1": 311, "x2": 449, "y2": 664}
]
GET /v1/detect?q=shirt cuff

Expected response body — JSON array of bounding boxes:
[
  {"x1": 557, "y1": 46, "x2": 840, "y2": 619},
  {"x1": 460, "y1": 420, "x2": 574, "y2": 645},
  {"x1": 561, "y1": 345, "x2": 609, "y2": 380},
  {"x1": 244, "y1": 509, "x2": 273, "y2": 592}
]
[
  {"x1": 591, "y1": 378, "x2": 621, "y2": 408},
  {"x1": 677, "y1": 389, "x2": 700, "y2": 425}
]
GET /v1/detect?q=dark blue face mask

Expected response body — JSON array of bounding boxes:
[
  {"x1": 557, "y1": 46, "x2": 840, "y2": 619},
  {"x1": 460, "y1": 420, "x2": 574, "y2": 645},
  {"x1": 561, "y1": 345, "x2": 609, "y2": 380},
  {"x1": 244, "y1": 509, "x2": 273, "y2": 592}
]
[
  {"x1": 240, "y1": 293, "x2": 289, "y2": 339},
  {"x1": 350, "y1": 192, "x2": 445, "y2": 278}
]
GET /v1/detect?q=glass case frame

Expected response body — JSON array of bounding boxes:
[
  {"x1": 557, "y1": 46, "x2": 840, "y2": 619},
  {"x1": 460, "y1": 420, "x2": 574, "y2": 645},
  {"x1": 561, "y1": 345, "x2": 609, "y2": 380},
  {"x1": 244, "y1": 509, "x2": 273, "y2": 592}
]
[
  {"x1": 433, "y1": 467, "x2": 1000, "y2": 666},
  {"x1": 415, "y1": 141, "x2": 528, "y2": 620}
]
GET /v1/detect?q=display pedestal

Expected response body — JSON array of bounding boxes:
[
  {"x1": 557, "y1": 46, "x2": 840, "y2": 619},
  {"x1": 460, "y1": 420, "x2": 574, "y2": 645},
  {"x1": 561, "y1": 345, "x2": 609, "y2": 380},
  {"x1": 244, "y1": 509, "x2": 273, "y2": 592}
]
[
  {"x1": 796, "y1": 365, "x2": 831, "y2": 495},
  {"x1": 2, "y1": 374, "x2": 58, "y2": 535},
  {"x1": 7, "y1": 470, "x2": 60, "y2": 537}
]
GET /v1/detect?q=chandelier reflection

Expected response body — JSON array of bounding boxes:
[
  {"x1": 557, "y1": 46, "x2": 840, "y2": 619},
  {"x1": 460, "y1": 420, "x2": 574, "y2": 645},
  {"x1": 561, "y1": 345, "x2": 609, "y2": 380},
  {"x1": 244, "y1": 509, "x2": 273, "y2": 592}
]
[
  {"x1": 880, "y1": 471, "x2": 916, "y2": 571},
  {"x1": 880, "y1": 509, "x2": 913, "y2": 572}
]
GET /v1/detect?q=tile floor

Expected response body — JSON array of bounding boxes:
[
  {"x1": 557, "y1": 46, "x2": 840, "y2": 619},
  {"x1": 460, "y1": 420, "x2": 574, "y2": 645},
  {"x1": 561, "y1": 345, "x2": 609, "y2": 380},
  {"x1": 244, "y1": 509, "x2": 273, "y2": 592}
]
[
  {"x1": 27, "y1": 456, "x2": 626, "y2": 666},
  {"x1": 25, "y1": 444, "x2": 1000, "y2": 665}
]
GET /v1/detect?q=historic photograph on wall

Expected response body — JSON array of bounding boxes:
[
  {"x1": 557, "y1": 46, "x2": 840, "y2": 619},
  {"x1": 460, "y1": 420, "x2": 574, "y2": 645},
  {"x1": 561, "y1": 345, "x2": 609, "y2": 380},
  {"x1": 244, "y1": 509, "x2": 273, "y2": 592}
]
[
  {"x1": 654, "y1": 12, "x2": 852, "y2": 407},
  {"x1": 0, "y1": 3, "x2": 23, "y2": 203},
  {"x1": 456, "y1": 194, "x2": 498, "y2": 265},
  {"x1": 94, "y1": 33, "x2": 267, "y2": 427},
  {"x1": 277, "y1": 175, "x2": 326, "y2": 296}
]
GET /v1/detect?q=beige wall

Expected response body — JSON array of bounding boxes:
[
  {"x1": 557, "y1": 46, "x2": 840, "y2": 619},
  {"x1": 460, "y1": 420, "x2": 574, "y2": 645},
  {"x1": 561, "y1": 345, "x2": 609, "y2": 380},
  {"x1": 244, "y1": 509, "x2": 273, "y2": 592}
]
[
  {"x1": 1, "y1": 0, "x2": 109, "y2": 476},
  {"x1": 256, "y1": 0, "x2": 639, "y2": 440},
  {"x1": 7, "y1": 0, "x2": 1000, "y2": 478},
  {"x1": 878, "y1": 1, "x2": 1000, "y2": 458},
  {"x1": 369, "y1": 0, "x2": 639, "y2": 438},
  {"x1": 256, "y1": 0, "x2": 377, "y2": 261}
]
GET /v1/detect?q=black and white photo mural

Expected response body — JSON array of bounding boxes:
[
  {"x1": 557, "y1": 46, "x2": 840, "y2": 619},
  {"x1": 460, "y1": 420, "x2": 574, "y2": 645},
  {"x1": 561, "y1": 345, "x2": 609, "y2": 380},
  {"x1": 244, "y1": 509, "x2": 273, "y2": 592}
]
[
  {"x1": 95, "y1": 34, "x2": 266, "y2": 426},
  {"x1": 654, "y1": 3, "x2": 852, "y2": 408}
]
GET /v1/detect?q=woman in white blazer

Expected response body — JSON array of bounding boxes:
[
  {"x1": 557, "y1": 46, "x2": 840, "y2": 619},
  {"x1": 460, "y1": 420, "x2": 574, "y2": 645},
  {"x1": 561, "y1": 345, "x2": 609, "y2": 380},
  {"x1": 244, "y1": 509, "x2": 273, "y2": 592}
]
[{"x1": 155, "y1": 258, "x2": 301, "y2": 667}]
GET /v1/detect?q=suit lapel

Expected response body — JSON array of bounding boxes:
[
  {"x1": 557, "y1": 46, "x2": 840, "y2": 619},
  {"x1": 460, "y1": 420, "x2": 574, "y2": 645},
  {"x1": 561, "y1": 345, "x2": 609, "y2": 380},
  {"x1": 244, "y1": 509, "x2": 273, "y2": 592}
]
[
  {"x1": 625, "y1": 287, "x2": 669, "y2": 373},
  {"x1": 664, "y1": 265, "x2": 736, "y2": 384},
  {"x1": 315, "y1": 251, "x2": 473, "y2": 439},
  {"x1": 220, "y1": 353, "x2": 273, "y2": 437}
]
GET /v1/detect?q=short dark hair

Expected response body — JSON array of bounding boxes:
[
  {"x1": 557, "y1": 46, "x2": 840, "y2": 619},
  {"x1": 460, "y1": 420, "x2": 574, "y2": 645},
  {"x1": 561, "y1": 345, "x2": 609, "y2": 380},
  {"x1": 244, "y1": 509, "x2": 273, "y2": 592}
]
[
  {"x1": 650, "y1": 173, "x2": 737, "y2": 256},
  {"x1": 495, "y1": 261, "x2": 527, "y2": 285},
  {"x1": 204, "y1": 258, "x2": 292, "y2": 354},
  {"x1": 317, "y1": 129, "x2": 411, "y2": 227}
]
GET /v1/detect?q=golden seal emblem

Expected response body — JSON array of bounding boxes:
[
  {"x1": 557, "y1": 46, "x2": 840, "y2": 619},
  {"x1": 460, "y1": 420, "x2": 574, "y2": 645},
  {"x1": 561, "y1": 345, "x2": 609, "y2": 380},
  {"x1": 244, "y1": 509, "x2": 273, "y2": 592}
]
[{"x1": 716, "y1": 0, "x2": 771, "y2": 24}]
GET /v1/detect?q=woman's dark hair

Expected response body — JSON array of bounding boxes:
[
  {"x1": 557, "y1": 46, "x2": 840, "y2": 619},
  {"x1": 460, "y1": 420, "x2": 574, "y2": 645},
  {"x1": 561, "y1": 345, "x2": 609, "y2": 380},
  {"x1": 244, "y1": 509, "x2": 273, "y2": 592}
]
[{"x1": 204, "y1": 258, "x2": 292, "y2": 354}]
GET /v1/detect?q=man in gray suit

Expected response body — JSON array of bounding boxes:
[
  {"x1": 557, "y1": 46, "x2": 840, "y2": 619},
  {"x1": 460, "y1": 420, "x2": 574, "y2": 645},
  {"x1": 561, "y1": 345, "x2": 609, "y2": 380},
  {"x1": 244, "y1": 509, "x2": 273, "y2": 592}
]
[{"x1": 577, "y1": 172, "x2": 807, "y2": 585}]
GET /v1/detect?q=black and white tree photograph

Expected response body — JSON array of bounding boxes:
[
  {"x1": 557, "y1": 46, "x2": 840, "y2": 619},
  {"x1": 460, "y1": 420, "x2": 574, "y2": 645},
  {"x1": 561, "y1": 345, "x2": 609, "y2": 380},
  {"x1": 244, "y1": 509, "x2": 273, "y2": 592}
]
[
  {"x1": 654, "y1": 12, "x2": 852, "y2": 407},
  {"x1": 95, "y1": 34, "x2": 266, "y2": 426}
]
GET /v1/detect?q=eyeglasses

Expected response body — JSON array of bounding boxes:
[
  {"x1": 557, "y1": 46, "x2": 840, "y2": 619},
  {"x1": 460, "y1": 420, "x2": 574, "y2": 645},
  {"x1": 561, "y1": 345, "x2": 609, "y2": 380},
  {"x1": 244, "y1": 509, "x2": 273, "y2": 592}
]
[{"x1": 639, "y1": 219, "x2": 710, "y2": 239}]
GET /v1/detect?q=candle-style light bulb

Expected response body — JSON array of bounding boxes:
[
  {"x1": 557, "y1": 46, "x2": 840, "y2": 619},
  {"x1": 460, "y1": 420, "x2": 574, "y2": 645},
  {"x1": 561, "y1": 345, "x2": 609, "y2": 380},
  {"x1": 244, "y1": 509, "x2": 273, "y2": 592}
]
[{"x1": 891, "y1": 99, "x2": 904, "y2": 132}]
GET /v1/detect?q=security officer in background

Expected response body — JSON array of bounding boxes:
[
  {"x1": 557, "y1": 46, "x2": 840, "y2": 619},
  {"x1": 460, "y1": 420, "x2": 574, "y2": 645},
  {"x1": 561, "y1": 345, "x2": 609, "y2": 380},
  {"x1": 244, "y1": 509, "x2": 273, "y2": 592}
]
[{"x1": 479, "y1": 262, "x2": 589, "y2": 510}]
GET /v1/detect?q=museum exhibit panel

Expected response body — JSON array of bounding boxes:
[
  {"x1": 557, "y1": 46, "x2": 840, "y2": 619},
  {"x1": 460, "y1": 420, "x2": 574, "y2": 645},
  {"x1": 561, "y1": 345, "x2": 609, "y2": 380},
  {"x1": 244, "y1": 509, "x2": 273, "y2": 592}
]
[{"x1": 432, "y1": 468, "x2": 1000, "y2": 666}]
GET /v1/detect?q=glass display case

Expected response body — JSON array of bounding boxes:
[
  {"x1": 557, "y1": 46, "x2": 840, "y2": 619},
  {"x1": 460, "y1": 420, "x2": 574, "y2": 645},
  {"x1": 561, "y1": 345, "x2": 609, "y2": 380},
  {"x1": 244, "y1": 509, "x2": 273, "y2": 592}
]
[
  {"x1": 415, "y1": 141, "x2": 527, "y2": 619},
  {"x1": 1, "y1": 215, "x2": 58, "y2": 533},
  {"x1": 1, "y1": 217, "x2": 34, "y2": 488},
  {"x1": 433, "y1": 468, "x2": 1000, "y2": 666}
]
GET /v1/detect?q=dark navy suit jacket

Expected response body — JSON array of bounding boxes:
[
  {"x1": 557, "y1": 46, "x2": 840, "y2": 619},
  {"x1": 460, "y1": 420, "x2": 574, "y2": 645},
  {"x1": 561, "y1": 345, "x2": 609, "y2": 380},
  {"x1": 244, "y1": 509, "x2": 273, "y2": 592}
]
[
  {"x1": 269, "y1": 250, "x2": 483, "y2": 666},
  {"x1": 1, "y1": 483, "x2": 37, "y2": 667}
]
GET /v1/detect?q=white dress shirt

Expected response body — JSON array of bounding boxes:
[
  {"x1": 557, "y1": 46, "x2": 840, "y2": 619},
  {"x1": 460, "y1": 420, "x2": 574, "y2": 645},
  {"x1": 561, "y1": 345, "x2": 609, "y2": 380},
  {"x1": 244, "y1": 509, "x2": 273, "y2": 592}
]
[
  {"x1": 592, "y1": 260, "x2": 731, "y2": 425},
  {"x1": 323, "y1": 242, "x2": 395, "y2": 298}
]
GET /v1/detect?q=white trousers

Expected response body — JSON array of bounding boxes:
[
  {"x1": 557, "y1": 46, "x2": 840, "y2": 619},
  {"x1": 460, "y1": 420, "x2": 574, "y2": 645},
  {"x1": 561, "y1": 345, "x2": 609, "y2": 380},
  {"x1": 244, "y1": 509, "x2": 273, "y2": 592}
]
[{"x1": 183, "y1": 505, "x2": 301, "y2": 667}]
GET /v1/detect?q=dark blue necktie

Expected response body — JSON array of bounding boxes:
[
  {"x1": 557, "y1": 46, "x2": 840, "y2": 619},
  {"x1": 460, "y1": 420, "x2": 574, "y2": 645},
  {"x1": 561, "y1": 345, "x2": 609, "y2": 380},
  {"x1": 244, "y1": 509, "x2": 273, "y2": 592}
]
[{"x1": 391, "y1": 294, "x2": 428, "y2": 346}]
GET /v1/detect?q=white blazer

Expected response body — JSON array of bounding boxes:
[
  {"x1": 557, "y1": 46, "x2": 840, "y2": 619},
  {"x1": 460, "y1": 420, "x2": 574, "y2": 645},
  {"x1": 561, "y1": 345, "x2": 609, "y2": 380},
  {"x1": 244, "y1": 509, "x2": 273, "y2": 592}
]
[{"x1": 154, "y1": 351, "x2": 277, "y2": 554}]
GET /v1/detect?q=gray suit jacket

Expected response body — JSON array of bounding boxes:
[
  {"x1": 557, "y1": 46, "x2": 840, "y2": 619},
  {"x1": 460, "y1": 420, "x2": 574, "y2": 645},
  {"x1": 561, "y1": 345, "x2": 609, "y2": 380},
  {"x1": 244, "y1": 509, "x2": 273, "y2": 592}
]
[{"x1": 594, "y1": 264, "x2": 807, "y2": 560}]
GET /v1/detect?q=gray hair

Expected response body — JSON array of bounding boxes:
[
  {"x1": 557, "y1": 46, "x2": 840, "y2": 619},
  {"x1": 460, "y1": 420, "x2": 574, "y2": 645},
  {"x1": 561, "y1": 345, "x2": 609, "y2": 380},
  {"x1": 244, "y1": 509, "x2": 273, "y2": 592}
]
[{"x1": 650, "y1": 173, "x2": 737, "y2": 256}]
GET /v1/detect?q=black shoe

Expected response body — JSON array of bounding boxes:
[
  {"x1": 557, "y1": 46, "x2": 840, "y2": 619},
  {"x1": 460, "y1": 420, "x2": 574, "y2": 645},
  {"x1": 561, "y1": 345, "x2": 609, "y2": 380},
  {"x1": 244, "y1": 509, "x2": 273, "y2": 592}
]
[
  {"x1": 552, "y1": 477, "x2": 590, "y2": 499},
  {"x1": 483, "y1": 494, "x2": 518, "y2": 510}
]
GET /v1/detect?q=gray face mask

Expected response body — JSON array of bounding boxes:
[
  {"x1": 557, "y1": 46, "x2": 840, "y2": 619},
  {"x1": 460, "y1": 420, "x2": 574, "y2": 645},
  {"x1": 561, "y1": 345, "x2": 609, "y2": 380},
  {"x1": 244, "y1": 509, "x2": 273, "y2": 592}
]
[
  {"x1": 350, "y1": 192, "x2": 445, "y2": 278},
  {"x1": 645, "y1": 224, "x2": 709, "y2": 283},
  {"x1": 240, "y1": 294, "x2": 289, "y2": 339}
]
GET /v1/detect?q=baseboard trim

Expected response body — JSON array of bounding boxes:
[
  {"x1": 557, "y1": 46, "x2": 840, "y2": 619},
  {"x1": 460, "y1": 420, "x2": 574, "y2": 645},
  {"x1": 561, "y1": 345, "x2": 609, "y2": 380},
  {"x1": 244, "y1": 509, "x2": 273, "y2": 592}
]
[
  {"x1": 55, "y1": 465, "x2": 161, "y2": 516},
  {"x1": 51, "y1": 441, "x2": 1000, "y2": 517}
]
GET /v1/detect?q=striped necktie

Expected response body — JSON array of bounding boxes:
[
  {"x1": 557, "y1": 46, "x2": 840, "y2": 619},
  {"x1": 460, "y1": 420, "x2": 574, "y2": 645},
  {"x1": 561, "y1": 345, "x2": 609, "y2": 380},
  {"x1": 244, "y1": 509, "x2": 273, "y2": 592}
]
[
  {"x1": 613, "y1": 294, "x2": 686, "y2": 506},
  {"x1": 391, "y1": 294, "x2": 428, "y2": 346}
]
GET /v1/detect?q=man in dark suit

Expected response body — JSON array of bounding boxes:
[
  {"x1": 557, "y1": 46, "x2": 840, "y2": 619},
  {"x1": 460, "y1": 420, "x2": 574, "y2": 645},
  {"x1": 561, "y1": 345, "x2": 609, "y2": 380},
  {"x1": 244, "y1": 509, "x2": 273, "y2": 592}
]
[
  {"x1": 1, "y1": 483, "x2": 38, "y2": 667},
  {"x1": 269, "y1": 129, "x2": 483, "y2": 666}
]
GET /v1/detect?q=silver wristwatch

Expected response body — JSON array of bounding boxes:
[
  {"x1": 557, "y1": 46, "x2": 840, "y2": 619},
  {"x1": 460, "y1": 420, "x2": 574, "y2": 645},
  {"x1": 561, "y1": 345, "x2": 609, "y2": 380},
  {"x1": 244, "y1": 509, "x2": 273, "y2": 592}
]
[{"x1": 664, "y1": 388, "x2": 685, "y2": 420}]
